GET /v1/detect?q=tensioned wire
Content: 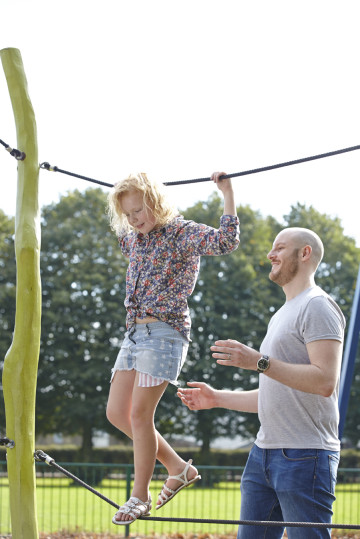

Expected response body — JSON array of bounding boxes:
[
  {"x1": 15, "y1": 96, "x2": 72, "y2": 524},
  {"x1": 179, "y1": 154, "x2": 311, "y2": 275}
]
[
  {"x1": 38, "y1": 144, "x2": 360, "y2": 187},
  {"x1": 33, "y1": 450, "x2": 360, "y2": 531},
  {"x1": 1, "y1": 137, "x2": 359, "y2": 186}
]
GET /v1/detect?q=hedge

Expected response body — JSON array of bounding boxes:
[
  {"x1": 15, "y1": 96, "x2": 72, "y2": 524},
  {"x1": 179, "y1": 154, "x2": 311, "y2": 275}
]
[{"x1": 1, "y1": 445, "x2": 360, "y2": 469}]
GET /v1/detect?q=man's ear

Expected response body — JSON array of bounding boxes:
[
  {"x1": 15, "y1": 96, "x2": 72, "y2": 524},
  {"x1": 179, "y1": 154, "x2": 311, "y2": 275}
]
[{"x1": 302, "y1": 245, "x2": 312, "y2": 260}]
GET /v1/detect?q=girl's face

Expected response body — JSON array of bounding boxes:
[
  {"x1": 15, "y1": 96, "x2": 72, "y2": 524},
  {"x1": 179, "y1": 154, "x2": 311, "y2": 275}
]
[{"x1": 120, "y1": 191, "x2": 157, "y2": 234}]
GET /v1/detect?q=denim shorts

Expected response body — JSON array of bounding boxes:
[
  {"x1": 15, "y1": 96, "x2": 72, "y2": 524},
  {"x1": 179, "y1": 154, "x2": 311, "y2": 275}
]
[{"x1": 111, "y1": 321, "x2": 189, "y2": 386}]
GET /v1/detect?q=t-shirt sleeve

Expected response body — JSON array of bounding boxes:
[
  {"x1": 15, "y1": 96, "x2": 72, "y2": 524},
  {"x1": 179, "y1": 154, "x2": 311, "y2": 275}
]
[{"x1": 302, "y1": 296, "x2": 345, "y2": 344}]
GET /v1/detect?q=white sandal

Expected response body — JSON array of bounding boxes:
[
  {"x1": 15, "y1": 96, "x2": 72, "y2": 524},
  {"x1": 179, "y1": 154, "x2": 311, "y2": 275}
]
[
  {"x1": 156, "y1": 459, "x2": 201, "y2": 509},
  {"x1": 112, "y1": 495, "x2": 151, "y2": 525}
]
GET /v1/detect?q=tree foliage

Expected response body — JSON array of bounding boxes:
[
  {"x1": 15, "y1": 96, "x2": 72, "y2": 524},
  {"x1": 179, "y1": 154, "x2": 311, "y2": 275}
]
[
  {"x1": 37, "y1": 189, "x2": 128, "y2": 459},
  {"x1": 157, "y1": 199, "x2": 360, "y2": 457},
  {"x1": 1, "y1": 192, "x2": 360, "y2": 456},
  {"x1": 156, "y1": 197, "x2": 280, "y2": 457}
]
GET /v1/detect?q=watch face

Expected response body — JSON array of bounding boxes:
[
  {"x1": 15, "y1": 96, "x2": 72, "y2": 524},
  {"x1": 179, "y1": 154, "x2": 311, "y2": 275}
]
[
  {"x1": 258, "y1": 359, "x2": 268, "y2": 370},
  {"x1": 258, "y1": 357, "x2": 270, "y2": 371}
]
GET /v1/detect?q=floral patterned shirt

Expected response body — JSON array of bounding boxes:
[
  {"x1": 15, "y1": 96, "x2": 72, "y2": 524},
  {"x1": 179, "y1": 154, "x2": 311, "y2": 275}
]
[{"x1": 119, "y1": 214, "x2": 240, "y2": 340}]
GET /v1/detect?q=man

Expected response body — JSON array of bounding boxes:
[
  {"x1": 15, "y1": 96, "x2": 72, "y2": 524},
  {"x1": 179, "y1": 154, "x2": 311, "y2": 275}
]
[{"x1": 178, "y1": 227, "x2": 346, "y2": 539}]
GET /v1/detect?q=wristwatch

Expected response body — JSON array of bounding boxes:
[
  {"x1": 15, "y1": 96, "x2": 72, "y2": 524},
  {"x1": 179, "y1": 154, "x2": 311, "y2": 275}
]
[{"x1": 257, "y1": 354, "x2": 270, "y2": 373}]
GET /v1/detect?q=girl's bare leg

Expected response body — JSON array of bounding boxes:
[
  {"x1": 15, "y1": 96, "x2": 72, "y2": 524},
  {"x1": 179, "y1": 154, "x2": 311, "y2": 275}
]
[
  {"x1": 130, "y1": 374, "x2": 167, "y2": 500},
  {"x1": 107, "y1": 370, "x2": 199, "y2": 519}
]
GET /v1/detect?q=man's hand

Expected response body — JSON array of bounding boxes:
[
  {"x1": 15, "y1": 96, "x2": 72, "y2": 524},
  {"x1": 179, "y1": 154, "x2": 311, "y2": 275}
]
[
  {"x1": 211, "y1": 339, "x2": 261, "y2": 371},
  {"x1": 177, "y1": 381, "x2": 216, "y2": 410}
]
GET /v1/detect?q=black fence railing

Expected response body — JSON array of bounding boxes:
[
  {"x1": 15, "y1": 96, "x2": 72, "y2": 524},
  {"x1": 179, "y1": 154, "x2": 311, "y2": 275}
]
[{"x1": 1, "y1": 461, "x2": 360, "y2": 537}]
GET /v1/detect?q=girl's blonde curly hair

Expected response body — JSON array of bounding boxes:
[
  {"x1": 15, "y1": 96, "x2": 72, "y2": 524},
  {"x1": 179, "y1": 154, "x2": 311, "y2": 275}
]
[{"x1": 107, "y1": 173, "x2": 179, "y2": 236}]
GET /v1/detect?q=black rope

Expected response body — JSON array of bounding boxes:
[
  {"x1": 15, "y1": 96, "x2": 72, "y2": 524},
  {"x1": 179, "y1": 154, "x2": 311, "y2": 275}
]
[
  {"x1": 0, "y1": 138, "x2": 26, "y2": 161},
  {"x1": 40, "y1": 144, "x2": 360, "y2": 189},
  {"x1": 34, "y1": 450, "x2": 120, "y2": 510},
  {"x1": 141, "y1": 516, "x2": 360, "y2": 530},
  {"x1": 33, "y1": 450, "x2": 360, "y2": 531},
  {"x1": 165, "y1": 144, "x2": 360, "y2": 185},
  {"x1": 0, "y1": 436, "x2": 15, "y2": 448},
  {"x1": 40, "y1": 162, "x2": 113, "y2": 188}
]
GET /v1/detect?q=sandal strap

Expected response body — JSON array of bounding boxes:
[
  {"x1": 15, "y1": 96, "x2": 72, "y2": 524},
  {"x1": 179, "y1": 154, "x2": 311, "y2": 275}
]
[
  {"x1": 165, "y1": 459, "x2": 193, "y2": 486},
  {"x1": 118, "y1": 496, "x2": 151, "y2": 518},
  {"x1": 158, "y1": 485, "x2": 175, "y2": 502},
  {"x1": 158, "y1": 459, "x2": 195, "y2": 502}
]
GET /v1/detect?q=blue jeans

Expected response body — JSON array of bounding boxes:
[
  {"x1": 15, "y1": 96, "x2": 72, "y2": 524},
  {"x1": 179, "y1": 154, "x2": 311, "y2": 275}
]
[{"x1": 237, "y1": 444, "x2": 339, "y2": 539}]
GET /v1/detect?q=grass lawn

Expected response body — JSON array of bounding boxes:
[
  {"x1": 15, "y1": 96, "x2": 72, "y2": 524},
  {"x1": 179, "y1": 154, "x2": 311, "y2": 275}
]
[{"x1": 1, "y1": 477, "x2": 360, "y2": 536}]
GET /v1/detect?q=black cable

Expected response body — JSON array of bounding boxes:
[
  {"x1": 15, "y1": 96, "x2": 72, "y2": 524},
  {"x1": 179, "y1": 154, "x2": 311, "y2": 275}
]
[
  {"x1": 164, "y1": 144, "x2": 360, "y2": 185},
  {"x1": 39, "y1": 144, "x2": 360, "y2": 188},
  {"x1": 141, "y1": 516, "x2": 360, "y2": 530},
  {"x1": 40, "y1": 162, "x2": 113, "y2": 188},
  {"x1": 34, "y1": 450, "x2": 120, "y2": 509},
  {"x1": 33, "y1": 450, "x2": 360, "y2": 530}
]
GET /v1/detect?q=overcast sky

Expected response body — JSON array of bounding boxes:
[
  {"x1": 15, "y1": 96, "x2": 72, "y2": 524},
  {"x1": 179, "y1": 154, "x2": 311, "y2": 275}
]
[{"x1": 1, "y1": 0, "x2": 360, "y2": 248}]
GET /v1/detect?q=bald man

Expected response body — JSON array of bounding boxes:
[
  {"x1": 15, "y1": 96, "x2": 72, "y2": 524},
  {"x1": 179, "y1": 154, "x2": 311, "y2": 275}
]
[{"x1": 178, "y1": 227, "x2": 346, "y2": 539}]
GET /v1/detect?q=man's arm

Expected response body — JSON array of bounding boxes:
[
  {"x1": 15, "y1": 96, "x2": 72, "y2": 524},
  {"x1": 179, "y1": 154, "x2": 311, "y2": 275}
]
[
  {"x1": 212, "y1": 338, "x2": 343, "y2": 397},
  {"x1": 177, "y1": 381, "x2": 259, "y2": 413},
  {"x1": 265, "y1": 339, "x2": 342, "y2": 396}
]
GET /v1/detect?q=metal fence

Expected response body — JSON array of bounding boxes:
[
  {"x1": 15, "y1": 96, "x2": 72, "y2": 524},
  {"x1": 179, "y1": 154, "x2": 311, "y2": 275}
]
[{"x1": 1, "y1": 460, "x2": 360, "y2": 537}]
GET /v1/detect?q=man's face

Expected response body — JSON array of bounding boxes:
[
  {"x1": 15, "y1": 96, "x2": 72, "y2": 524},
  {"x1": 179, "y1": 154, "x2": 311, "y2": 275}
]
[{"x1": 267, "y1": 232, "x2": 300, "y2": 286}]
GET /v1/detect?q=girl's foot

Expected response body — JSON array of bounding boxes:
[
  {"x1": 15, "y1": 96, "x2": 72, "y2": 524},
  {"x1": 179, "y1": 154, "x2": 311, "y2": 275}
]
[
  {"x1": 156, "y1": 459, "x2": 201, "y2": 509},
  {"x1": 112, "y1": 495, "x2": 151, "y2": 525}
]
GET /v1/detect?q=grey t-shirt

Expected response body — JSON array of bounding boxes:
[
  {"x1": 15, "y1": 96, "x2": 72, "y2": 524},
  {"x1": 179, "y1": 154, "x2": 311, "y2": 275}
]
[{"x1": 255, "y1": 286, "x2": 346, "y2": 451}]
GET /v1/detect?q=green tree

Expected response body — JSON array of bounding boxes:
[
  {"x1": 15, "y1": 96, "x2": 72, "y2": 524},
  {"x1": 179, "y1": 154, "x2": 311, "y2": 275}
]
[
  {"x1": 284, "y1": 204, "x2": 360, "y2": 446},
  {"x1": 156, "y1": 195, "x2": 282, "y2": 460},
  {"x1": 284, "y1": 203, "x2": 360, "y2": 313},
  {"x1": 3, "y1": 191, "x2": 360, "y2": 456},
  {"x1": 36, "y1": 189, "x2": 128, "y2": 460},
  {"x1": 156, "y1": 198, "x2": 360, "y2": 458}
]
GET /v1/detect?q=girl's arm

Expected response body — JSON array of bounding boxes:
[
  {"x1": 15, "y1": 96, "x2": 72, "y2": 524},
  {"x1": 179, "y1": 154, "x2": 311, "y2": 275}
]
[
  {"x1": 211, "y1": 171, "x2": 237, "y2": 216},
  {"x1": 175, "y1": 171, "x2": 239, "y2": 256}
]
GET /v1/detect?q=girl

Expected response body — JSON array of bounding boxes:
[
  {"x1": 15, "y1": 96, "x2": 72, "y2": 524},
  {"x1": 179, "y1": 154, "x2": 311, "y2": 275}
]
[{"x1": 106, "y1": 171, "x2": 239, "y2": 525}]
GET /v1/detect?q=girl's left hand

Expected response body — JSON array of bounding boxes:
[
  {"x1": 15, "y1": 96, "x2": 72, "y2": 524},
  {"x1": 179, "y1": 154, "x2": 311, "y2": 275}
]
[{"x1": 210, "y1": 338, "x2": 261, "y2": 371}]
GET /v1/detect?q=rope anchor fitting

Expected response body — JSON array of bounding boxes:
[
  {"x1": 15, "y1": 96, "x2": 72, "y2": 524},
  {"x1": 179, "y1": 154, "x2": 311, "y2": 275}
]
[
  {"x1": 40, "y1": 162, "x2": 58, "y2": 172},
  {"x1": 0, "y1": 437, "x2": 15, "y2": 448},
  {"x1": 0, "y1": 138, "x2": 26, "y2": 160}
]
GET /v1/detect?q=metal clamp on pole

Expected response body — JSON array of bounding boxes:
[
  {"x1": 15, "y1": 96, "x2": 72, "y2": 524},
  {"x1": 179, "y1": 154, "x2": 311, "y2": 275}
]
[
  {"x1": 0, "y1": 138, "x2": 26, "y2": 160},
  {"x1": 34, "y1": 449, "x2": 54, "y2": 466},
  {"x1": 0, "y1": 437, "x2": 15, "y2": 448},
  {"x1": 39, "y1": 162, "x2": 58, "y2": 172}
]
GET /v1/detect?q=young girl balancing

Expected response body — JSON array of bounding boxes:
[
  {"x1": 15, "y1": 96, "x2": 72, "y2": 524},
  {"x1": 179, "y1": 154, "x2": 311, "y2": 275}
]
[{"x1": 106, "y1": 171, "x2": 239, "y2": 525}]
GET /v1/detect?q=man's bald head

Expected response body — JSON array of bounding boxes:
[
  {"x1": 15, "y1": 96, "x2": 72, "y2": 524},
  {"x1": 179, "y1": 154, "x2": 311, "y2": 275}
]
[{"x1": 275, "y1": 228, "x2": 324, "y2": 270}]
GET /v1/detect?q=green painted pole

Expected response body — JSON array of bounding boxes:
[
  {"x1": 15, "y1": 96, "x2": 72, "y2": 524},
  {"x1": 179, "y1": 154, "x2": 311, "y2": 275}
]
[{"x1": 1, "y1": 47, "x2": 41, "y2": 538}]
